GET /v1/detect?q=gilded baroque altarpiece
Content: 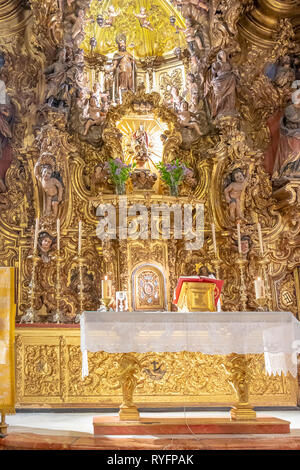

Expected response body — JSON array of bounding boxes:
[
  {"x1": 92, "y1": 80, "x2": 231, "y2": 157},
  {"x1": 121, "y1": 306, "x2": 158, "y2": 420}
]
[{"x1": 0, "y1": 0, "x2": 299, "y2": 408}]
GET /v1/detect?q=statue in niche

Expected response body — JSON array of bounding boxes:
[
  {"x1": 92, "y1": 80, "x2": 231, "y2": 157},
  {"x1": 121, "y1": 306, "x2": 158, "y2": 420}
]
[
  {"x1": 44, "y1": 48, "x2": 71, "y2": 110},
  {"x1": 177, "y1": 101, "x2": 202, "y2": 136},
  {"x1": 206, "y1": 50, "x2": 237, "y2": 119},
  {"x1": 224, "y1": 168, "x2": 248, "y2": 222},
  {"x1": 83, "y1": 96, "x2": 107, "y2": 135},
  {"x1": 132, "y1": 125, "x2": 149, "y2": 151},
  {"x1": 34, "y1": 156, "x2": 63, "y2": 218},
  {"x1": 272, "y1": 88, "x2": 300, "y2": 181},
  {"x1": 134, "y1": 7, "x2": 154, "y2": 31},
  {"x1": 37, "y1": 231, "x2": 55, "y2": 263},
  {"x1": 0, "y1": 54, "x2": 14, "y2": 192},
  {"x1": 111, "y1": 34, "x2": 136, "y2": 95}
]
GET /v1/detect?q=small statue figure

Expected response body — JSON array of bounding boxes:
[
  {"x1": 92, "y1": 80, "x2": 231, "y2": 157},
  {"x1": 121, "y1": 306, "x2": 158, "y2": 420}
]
[
  {"x1": 177, "y1": 17, "x2": 203, "y2": 56},
  {"x1": 19, "y1": 308, "x2": 35, "y2": 324},
  {"x1": 90, "y1": 162, "x2": 112, "y2": 194},
  {"x1": 0, "y1": 61, "x2": 14, "y2": 188},
  {"x1": 44, "y1": 48, "x2": 70, "y2": 109},
  {"x1": 224, "y1": 168, "x2": 248, "y2": 221},
  {"x1": 83, "y1": 96, "x2": 107, "y2": 135},
  {"x1": 131, "y1": 169, "x2": 157, "y2": 190},
  {"x1": 178, "y1": 101, "x2": 202, "y2": 136},
  {"x1": 111, "y1": 34, "x2": 136, "y2": 94},
  {"x1": 102, "y1": 5, "x2": 121, "y2": 28},
  {"x1": 134, "y1": 7, "x2": 154, "y2": 31},
  {"x1": 34, "y1": 159, "x2": 63, "y2": 218},
  {"x1": 170, "y1": 86, "x2": 183, "y2": 114},
  {"x1": 274, "y1": 55, "x2": 295, "y2": 88},
  {"x1": 71, "y1": 8, "x2": 91, "y2": 49},
  {"x1": 37, "y1": 231, "x2": 55, "y2": 263},
  {"x1": 272, "y1": 88, "x2": 300, "y2": 181},
  {"x1": 208, "y1": 50, "x2": 237, "y2": 119}
]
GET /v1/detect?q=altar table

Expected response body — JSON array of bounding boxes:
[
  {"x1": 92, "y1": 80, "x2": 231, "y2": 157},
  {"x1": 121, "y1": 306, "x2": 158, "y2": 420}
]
[
  {"x1": 81, "y1": 310, "x2": 300, "y2": 378},
  {"x1": 80, "y1": 311, "x2": 299, "y2": 433}
]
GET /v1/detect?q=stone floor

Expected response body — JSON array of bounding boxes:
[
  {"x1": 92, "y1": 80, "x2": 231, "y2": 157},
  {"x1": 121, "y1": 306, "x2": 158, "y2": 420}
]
[{"x1": 1, "y1": 410, "x2": 300, "y2": 450}]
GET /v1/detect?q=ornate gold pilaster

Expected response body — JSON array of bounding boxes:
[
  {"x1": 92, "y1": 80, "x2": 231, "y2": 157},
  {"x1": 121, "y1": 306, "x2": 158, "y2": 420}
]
[{"x1": 222, "y1": 353, "x2": 257, "y2": 421}]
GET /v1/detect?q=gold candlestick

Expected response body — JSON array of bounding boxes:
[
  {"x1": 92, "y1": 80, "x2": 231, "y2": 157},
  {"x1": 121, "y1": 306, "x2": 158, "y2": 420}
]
[
  {"x1": 258, "y1": 258, "x2": 272, "y2": 310},
  {"x1": 54, "y1": 254, "x2": 63, "y2": 324}
]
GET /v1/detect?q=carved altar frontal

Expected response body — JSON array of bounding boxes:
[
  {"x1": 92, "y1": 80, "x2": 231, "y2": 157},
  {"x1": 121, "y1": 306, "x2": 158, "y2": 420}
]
[{"x1": 15, "y1": 325, "x2": 297, "y2": 408}]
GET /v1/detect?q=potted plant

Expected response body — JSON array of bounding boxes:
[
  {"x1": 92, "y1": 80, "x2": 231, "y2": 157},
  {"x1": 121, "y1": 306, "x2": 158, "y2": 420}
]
[
  {"x1": 105, "y1": 158, "x2": 135, "y2": 195},
  {"x1": 156, "y1": 159, "x2": 189, "y2": 197}
]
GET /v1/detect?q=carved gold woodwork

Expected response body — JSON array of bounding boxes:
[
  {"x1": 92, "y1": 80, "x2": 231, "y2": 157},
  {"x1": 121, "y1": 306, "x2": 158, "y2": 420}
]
[{"x1": 15, "y1": 327, "x2": 298, "y2": 408}]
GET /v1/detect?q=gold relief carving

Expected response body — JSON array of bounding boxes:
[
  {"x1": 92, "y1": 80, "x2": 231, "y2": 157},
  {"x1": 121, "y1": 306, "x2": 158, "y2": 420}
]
[
  {"x1": 159, "y1": 69, "x2": 183, "y2": 102},
  {"x1": 14, "y1": 329, "x2": 297, "y2": 407},
  {"x1": 23, "y1": 344, "x2": 60, "y2": 397},
  {"x1": 276, "y1": 273, "x2": 297, "y2": 314}
]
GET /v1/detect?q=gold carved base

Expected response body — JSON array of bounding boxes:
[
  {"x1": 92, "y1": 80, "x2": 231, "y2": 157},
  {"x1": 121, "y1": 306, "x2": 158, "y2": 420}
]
[
  {"x1": 230, "y1": 404, "x2": 257, "y2": 421},
  {"x1": 119, "y1": 405, "x2": 140, "y2": 421},
  {"x1": 0, "y1": 412, "x2": 7, "y2": 435}
]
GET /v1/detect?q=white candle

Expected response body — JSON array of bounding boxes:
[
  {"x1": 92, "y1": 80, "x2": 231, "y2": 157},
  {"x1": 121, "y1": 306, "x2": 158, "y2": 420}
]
[
  {"x1": 237, "y1": 223, "x2": 242, "y2": 255},
  {"x1": 33, "y1": 218, "x2": 39, "y2": 252},
  {"x1": 102, "y1": 275, "x2": 112, "y2": 298},
  {"x1": 78, "y1": 220, "x2": 82, "y2": 256},
  {"x1": 257, "y1": 222, "x2": 264, "y2": 256},
  {"x1": 254, "y1": 277, "x2": 264, "y2": 299},
  {"x1": 100, "y1": 71, "x2": 104, "y2": 93},
  {"x1": 57, "y1": 218, "x2": 60, "y2": 253},
  {"x1": 112, "y1": 82, "x2": 115, "y2": 103},
  {"x1": 119, "y1": 87, "x2": 122, "y2": 104},
  {"x1": 211, "y1": 223, "x2": 217, "y2": 255}
]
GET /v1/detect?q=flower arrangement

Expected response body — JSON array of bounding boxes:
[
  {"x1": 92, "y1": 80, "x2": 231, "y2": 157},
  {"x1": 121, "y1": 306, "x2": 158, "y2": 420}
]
[
  {"x1": 105, "y1": 158, "x2": 135, "y2": 194},
  {"x1": 156, "y1": 159, "x2": 189, "y2": 196}
]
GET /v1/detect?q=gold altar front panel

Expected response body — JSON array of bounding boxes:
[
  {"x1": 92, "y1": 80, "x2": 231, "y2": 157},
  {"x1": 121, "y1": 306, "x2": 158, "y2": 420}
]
[{"x1": 15, "y1": 326, "x2": 298, "y2": 408}]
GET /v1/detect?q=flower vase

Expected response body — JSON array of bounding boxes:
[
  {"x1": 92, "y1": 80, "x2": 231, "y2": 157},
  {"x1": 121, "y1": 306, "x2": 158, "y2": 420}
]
[
  {"x1": 115, "y1": 182, "x2": 126, "y2": 195},
  {"x1": 170, "y1": 184, "x2": 179, "y2": 197}
]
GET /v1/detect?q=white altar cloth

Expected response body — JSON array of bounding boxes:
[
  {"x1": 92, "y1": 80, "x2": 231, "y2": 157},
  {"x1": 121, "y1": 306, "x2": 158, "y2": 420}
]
[{"x1": 80, "y1": 311, "x2": 300, "y2": 379}]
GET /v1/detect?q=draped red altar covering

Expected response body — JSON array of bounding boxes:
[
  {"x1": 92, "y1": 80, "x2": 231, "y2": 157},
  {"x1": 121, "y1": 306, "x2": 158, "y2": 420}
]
[{"x1": 173, "y1": 276, "x2": 224, "y2": 307}]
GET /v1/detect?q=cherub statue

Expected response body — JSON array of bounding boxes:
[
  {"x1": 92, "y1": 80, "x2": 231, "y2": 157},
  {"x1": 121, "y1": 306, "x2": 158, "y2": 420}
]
[
  {"x1": 178, "y1": 101, "x2": 202, "y2": 136},
  {"x1": 224, "y1": 168, "x2": 249, "y2": 221},
  {"x1": 37, "y1": 231, "x2": 55, "y2": 263},
  {"x1": 83, "y1": 96, "x2": 107, "y2": 135},
  {"x1": 71, "y1": 8, "x2": 92, "y2": 48},
  {"x1": 274, "y1": 55, "x2": 295, "y2": 89},
  {"x1": 170, "y1": 86, "x2": 183, "y2": 114},
  {"x1": 34, "y1": 158, "x2": 63, "y2": 218},
  {"x1": 134, "y1": 7, "x2": 154, "y2": 31},
  {"x1": 102, "y1": 5, "x2": 121, "y2": 28}
]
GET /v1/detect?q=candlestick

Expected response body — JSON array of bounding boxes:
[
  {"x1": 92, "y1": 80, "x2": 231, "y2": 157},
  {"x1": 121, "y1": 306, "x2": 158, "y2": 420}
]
[
  {"x1": 152, "y1": 70, "x2": 156, "y2": 92},
  {"x1": 257, "y1": 222, "x2": 264, "y2": 256},
  {"x1": 146, "y1": 71, "x2": 150, "y2": 93},
  {"x1": 100, "y1": 71, "x2": 104, "y2": 93},
  {"x1": 119, "y1": 87, "x2": 122, "y2": 104},
  {"x1": 78, "y1": 220, "x2": 82, "y2": 256},
  {"x1": 237, "y1": 223, "x2": 242, "y2": 255},
  {"x1": 57, "y1": 218, "x2": 60, "y2": 253},
  {"x1": 33, "y1": 218, "x2": 39, "y2": 253},
  {"x1": 102, "y1": 275, "x2": 112, "y2": 298},
  {"x1": 112, "y1": 82, "x2": 115, "y2": 103},
  {"x1": 211, "y1": 223, "x2": 217, "y2": 255}
]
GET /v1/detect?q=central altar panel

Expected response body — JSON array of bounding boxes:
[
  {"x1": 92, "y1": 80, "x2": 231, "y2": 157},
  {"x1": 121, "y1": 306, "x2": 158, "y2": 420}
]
[{"x1": 14, "y1": 325, "x2": 297, "y2": 408}]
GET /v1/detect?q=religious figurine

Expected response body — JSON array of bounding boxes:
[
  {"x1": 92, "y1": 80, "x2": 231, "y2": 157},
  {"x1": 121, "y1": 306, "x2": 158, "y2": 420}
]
[
  {"x1": 134, "y1": 7, "x2": 154, "y2": 31},
  {"x1": 37, "y1": 231, "x2": 55, "y2": 263},
  {"x1": 178, "y1": 101, "x2": 202, "y2": 136},
  {"x1": 131, "y1": 169, "x2": 157, "y2": 190},
  {"x1": 177, "y1": 17, "x2": 203, "y2": 56},
  {"x1": 102, "y1": 5, "x2": 121, "y2": 28},
  {"x1": 71, "y1": 8, "x2": 91, "y2": 49},
  {"x1": 272, "y1": 88, "x2": 300, "y2": 181},
  {"x1": 208, "y1": 50, "x2": 237, "y2": 119},
  {"x1": 224, "y1": 168, "x2": 248, "y2": 221},
  {"x1": 90, "y1": 162, "x2": 113, "y2": 194},
  {"x1": 273, "y1": 55, "x2": 295, "y2": 89},
  {"x1": 83, "y1": 96, "x2": 107, "y2": 135},
  {"x1": 34, "y1": 158, "x2": 63, "y2": 218},
  {"x1": 111, "y1": 34, "x2": 136, "y2": 95},
  {"x1": 0, "y1": 61, "x2": 14, "y2": 191},
  {"x1": 186, "y1": 72, "x2": 200, "y2": 104},
  {"x1": 132, "y1": 124, "x2": 149, "y2": 151},
  {"x1": 44, "y1": 48, "x2": 70, "y2": 109},
  {"x1": 170, "y1": 86, "x2": 183, "y2": 114},
  {"x1": 173, "y1": 0, "x2": 210, "y2": 47}
]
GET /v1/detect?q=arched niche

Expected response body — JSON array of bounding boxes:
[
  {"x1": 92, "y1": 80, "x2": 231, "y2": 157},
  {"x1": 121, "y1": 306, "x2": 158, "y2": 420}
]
[{"x1": 131, "y1": 263, "x2": 168, "y2": 311}]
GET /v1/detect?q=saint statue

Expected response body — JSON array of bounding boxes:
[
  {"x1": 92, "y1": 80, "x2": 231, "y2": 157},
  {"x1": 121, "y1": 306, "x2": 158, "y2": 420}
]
[
  {"x1": 272, "y1": 88, "x2": 300, "y2": 181},
  {"x1": 112, "y1": 34, "x2": 136, "y2": 97},
  {"x1": 0, "y1": 55, "x2": 14, "y2": 192}
]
